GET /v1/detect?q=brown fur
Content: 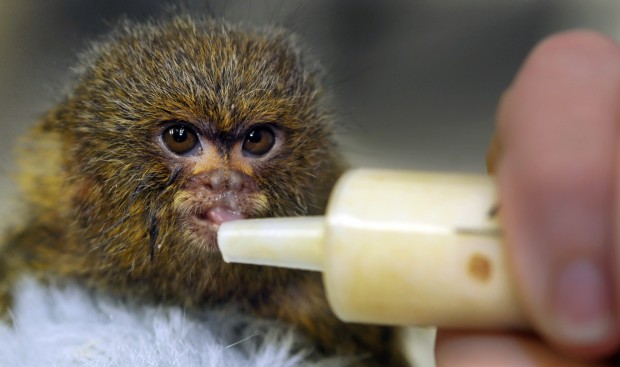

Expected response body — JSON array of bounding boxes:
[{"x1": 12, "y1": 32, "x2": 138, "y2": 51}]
[{"x1": 0, "y1": 15, "x2": 406, "y2": 366}]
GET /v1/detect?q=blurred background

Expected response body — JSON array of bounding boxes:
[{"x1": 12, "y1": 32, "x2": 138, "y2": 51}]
[{"x1": 2, "y1": 1, "x2": 620, "y2": 365}]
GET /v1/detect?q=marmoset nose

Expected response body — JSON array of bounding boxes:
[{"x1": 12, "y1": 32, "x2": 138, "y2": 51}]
[{"x1": 202, "y1": 169, "x2": 252, "y2": 193}]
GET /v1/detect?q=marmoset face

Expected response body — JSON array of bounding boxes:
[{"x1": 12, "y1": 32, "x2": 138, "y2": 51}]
[{"x1": 54, "y1": 17, "x2": 342, "y2": 260}]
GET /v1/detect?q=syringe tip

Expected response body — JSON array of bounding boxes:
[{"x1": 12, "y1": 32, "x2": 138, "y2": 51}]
[{"x1": 218, "y1": 216, "x2": 325, "y2": 271}]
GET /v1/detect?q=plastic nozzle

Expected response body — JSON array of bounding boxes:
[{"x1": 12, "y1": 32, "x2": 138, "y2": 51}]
[{"x1": 218, "y1": 216, "x2": 325, "y2": 271}]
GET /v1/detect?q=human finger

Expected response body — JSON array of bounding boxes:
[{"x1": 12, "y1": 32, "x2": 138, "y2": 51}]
[
  {"x1": 495, "y1": 30, "x2": 620, "y2": 357},
  {"x1": 435, "y1": 330, "x2": 615, "y2": 367}
]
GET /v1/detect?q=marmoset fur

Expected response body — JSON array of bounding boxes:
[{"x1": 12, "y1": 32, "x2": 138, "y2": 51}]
[{"x1": 0, "y1": 15, "x2": 406, "y2": 366}]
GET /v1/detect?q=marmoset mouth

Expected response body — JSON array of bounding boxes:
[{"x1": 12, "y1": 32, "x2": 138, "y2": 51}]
[
  {"x1": 179, "y1": 192, "x2": 262, "y2": 251},
  {"x1": 188, "y1": 205, "x2": 250, "y2": 251},
  {"x1": 196, "y1": 206, "x2": 247, "y2": 226}
]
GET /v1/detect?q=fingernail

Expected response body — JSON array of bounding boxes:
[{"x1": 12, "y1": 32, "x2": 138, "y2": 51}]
[{"x1": 549, "y1": 260, "x2": 613, "y2": 345}]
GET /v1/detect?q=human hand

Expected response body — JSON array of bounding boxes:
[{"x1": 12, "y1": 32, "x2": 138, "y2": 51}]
[{"x1": 436, "y1": 30, "x2": 620, "y2": 366}]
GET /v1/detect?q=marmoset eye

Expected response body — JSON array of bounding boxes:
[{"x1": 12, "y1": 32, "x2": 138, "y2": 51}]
[
  {"x1": 242, "y1": 126, "x2": 275, "y2": 157},
  {"x1": 162, "y1": 123, "x2": 199, "y2": 155}
]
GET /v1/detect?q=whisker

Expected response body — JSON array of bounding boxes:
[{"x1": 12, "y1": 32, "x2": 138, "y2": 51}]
[
  {"x1": 225, "y1": 331, "x2": 262, "y2": 349},
  {"x1": 165, "y1": 166, "x2": 182, "y2": 188},
  {"x1": 148, "y1": 208, "x2": 159, "y2": 262},
  {"x1": 148, "y1": 167, "x2": 182, "y2": 261},
  {"x1": 99, "y1": 179, "x2": 150, "y2": 236}
]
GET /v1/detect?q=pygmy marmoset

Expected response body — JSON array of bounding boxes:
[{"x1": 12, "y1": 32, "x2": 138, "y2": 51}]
[{"x1": 0, "y1": 14, "x2": 406, "y2": 366}]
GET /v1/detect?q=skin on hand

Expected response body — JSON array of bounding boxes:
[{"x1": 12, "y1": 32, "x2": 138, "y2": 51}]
[
  {"x1": 436, "y1": 331, "x2": 615, "y2": 367},
  {"x1": 437, "y1": 30, "x2": 620, "y2": 365}
]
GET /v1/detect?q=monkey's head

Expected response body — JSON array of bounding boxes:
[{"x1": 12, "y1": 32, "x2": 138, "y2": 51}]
[{"x1": 40, "y1": 16, "x2": 344, "y2": 269}]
